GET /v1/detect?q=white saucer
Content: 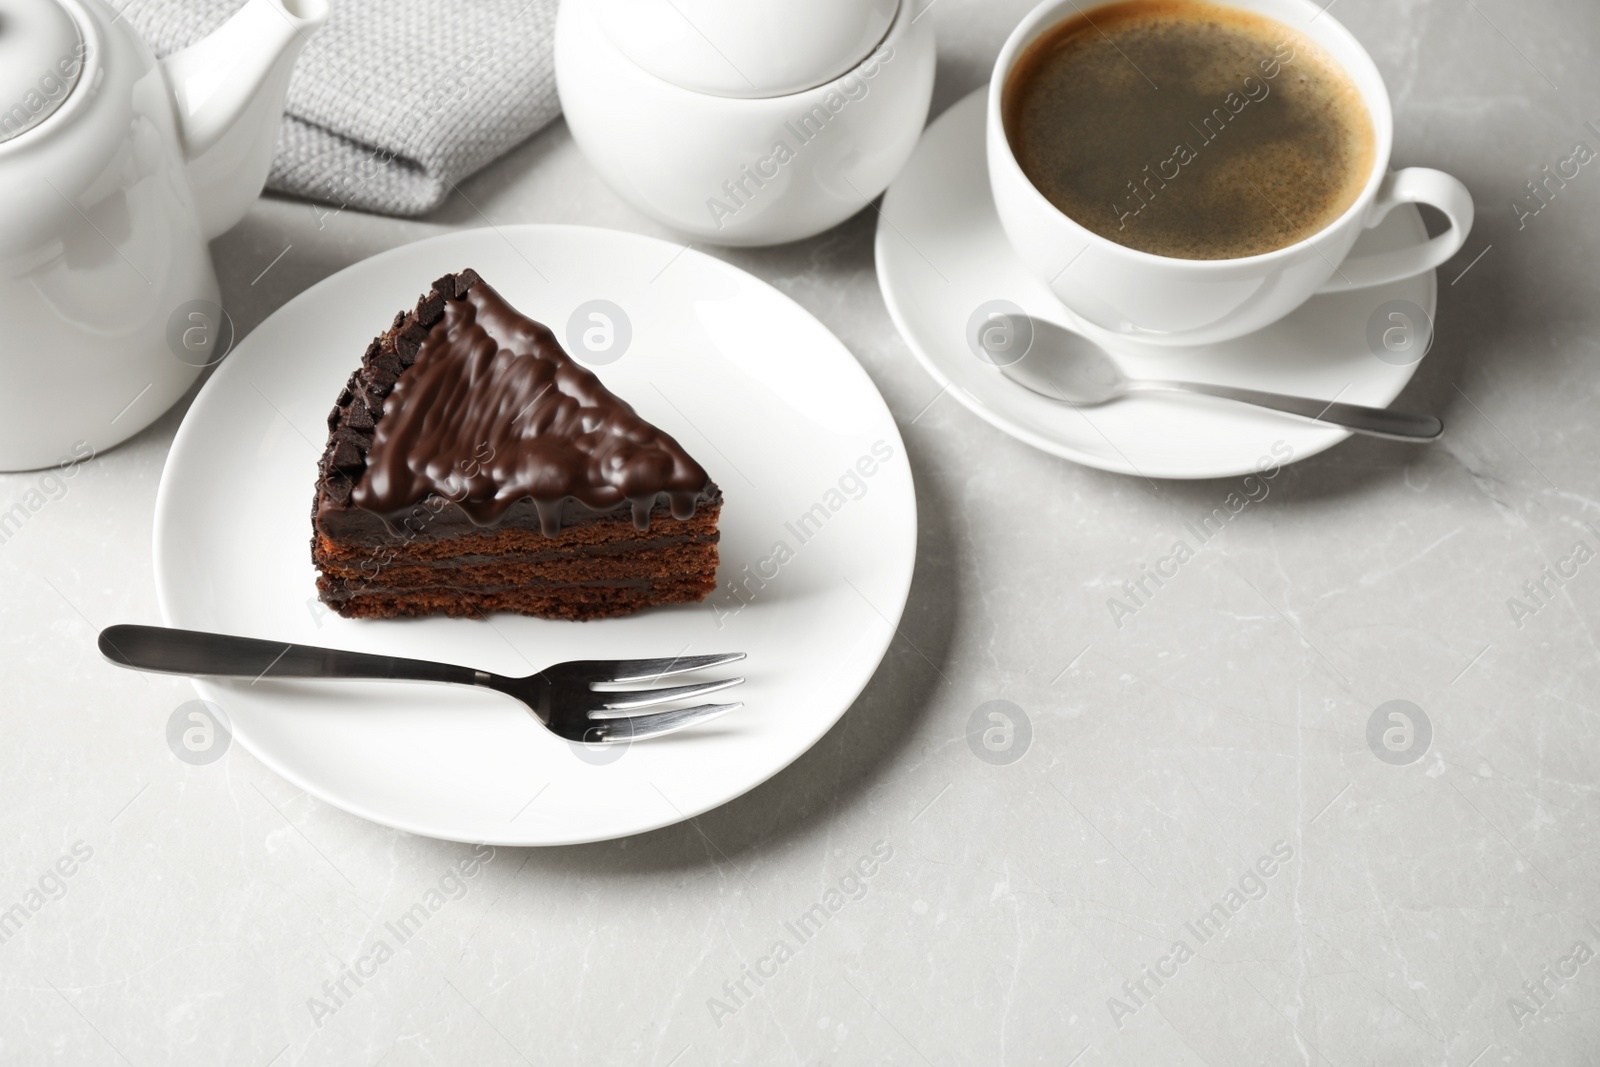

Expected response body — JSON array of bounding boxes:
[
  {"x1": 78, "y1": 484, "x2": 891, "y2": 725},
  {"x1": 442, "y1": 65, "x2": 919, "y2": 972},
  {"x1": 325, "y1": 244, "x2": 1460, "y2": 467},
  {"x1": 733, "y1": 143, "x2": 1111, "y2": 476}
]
[
  {"x1": 876, "y1": 88, "x2": 1437, "y2": 479},
  {"x1": 153, "y1": 225, "x2": 916, "y2": 845}
]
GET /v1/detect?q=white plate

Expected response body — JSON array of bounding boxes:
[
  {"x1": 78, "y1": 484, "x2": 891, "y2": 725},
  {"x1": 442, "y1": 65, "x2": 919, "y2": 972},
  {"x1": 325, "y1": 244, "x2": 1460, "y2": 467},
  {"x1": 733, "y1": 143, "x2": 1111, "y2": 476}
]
[
  {"x1": 154, "y1": 225, "x2": 916, "y2": 845},
  {"x1": 876, "y1": 88, "x2": 1438, "y2": 479}
]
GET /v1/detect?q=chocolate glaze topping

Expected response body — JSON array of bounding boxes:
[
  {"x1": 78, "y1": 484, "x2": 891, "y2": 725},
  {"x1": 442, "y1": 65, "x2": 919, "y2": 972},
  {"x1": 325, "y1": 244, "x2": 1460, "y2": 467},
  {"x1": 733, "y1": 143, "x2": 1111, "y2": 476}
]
[{"x1": 339, "y1": 272, "x2": 712, "y2": 537}]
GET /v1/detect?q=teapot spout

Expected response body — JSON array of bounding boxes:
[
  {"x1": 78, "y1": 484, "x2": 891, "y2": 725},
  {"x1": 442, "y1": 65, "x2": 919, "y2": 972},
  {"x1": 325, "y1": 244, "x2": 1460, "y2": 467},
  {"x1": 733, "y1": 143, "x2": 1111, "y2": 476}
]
[{"x1": 161, "y1": 0, "x2": 330, "y2": 239}]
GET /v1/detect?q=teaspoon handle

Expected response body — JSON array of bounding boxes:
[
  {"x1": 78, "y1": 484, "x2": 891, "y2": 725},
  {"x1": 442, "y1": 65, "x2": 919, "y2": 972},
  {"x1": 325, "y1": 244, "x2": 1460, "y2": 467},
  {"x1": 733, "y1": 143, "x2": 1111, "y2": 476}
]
[{"x1": 1137, "y1": 381, "x2": 1443, "y2": 442}]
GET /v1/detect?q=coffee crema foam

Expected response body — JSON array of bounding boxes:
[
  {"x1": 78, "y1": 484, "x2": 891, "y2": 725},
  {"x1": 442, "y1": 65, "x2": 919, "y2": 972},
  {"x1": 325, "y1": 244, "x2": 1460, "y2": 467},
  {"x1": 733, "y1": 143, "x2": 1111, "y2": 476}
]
[{"x1": 1003, "y1": 0, "x2": 1376, "y2": 260}]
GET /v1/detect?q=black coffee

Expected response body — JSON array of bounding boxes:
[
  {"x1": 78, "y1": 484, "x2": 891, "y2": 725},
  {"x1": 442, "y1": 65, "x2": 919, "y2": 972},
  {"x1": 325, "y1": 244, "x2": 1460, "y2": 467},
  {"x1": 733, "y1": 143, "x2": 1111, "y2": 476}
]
[{"x1": 1003, "y1": 0, "x2": 1375, "y2": 259}]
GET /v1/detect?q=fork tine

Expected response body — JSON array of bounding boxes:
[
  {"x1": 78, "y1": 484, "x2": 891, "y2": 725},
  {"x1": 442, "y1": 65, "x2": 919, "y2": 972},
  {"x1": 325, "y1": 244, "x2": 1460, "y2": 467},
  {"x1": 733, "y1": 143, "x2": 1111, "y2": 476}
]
[
  {"x1": 589, "y1": 676, "x2": 744, "y2": 716},
  {"x1": 600, "y1": 701, "x2": 744, "y2": 741},
  {"x1": 595, "y1": 652, "x2": 746, "y2": 684}
]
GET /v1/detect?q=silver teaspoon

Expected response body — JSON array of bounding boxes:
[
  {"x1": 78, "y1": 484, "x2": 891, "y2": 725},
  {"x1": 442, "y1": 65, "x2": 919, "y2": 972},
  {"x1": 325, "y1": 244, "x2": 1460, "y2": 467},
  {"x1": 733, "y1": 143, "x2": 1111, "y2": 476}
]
[{"x1": 997, "y1": 318, "x2": 1441, "y2": 442}]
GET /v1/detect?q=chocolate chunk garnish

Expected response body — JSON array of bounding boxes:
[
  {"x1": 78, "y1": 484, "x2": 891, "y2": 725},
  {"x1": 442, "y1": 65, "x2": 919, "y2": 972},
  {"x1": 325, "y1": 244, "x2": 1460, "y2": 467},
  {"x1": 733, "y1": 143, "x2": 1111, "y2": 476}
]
[
  {"x1": 393, "y1": 322, "x2": 429, "y2": 363},
  {"x1": 321, "y1": 477, "x2": 352, "y2": 507},
  {"x1": 416, "y1": 291, "x2": 445, "y2": 327},
  {"x1": 328, "y1": 438, "x2": 364, "y2": 471},
  {"x1": 359, "y1": 385, "x2": 386, "y2": 416},
  {"x1": 366, "y1": 363, "x2": 399, "y2": 391},
  {"x1": 368, "y1": 349, "x2": 402, "y2": 380},
  {"x1": 342, "y1": 399, "x2": 375, "y2": 432}
]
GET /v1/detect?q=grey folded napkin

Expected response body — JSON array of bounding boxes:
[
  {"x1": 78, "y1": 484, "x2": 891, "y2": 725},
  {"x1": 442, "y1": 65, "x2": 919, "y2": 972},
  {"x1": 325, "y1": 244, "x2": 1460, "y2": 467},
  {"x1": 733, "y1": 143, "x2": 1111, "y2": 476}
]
[{"x1": 115, "y1": 0, "x2": 562, "y2": 216}]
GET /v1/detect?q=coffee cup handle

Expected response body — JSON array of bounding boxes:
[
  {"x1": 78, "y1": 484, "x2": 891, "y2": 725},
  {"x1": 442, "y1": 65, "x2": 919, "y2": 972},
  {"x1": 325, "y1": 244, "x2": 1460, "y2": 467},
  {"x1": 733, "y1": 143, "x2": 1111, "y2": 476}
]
[{"x1": 1315, "y1": 168, "x2": 1475, "y2": 292}]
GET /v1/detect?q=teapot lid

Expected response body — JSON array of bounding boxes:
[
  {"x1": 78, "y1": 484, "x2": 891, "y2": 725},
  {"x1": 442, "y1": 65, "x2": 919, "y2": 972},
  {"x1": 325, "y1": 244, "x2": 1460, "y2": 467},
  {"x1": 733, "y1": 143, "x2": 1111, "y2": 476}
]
[
  {"x1": 0, "y1": 0, "x2": 86, "y2": 144},
  {"x1": 591, "y1": 0, "x2": 899, "y2": 99}
]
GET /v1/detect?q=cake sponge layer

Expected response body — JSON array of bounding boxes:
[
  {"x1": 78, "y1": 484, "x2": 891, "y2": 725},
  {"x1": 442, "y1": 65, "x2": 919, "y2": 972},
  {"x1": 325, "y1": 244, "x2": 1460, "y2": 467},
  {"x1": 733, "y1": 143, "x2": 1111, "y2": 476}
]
[{"x1": 315, "y1": 506, "x2": 720, "y2": 622}]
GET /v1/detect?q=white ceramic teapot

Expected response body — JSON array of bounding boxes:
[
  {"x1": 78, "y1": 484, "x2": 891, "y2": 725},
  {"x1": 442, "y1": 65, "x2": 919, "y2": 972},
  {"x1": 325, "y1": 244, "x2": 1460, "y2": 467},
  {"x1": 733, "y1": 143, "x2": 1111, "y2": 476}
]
[{"x1": 0, "y1": 0, "x2": 328, "y2": 471}]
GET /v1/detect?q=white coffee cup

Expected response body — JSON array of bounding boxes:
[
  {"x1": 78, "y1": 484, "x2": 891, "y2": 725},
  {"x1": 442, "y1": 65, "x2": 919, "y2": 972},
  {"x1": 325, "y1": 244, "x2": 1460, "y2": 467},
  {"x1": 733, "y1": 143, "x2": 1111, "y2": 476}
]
[{"x1": 987, "y1": 0, "x2": 1474, "y2": 346}]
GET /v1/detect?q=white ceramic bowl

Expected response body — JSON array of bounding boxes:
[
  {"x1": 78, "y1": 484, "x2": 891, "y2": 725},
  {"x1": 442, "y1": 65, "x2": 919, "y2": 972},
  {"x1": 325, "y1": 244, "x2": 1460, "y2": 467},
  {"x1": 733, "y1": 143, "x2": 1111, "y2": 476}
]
[
  {"x1": 590, "y1": 0, "x2": 898, "y2": 98},
  {"x1": 555, "y1": 0, "x2": 935, "y2": 247}
]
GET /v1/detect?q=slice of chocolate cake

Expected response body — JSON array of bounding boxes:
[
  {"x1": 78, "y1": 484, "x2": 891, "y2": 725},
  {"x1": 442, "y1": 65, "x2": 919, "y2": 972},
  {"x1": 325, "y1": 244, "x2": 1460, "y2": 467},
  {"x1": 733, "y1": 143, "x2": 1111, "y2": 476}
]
[{"x1": 312, "y1": 270, "x2": 721, "y2": 621}]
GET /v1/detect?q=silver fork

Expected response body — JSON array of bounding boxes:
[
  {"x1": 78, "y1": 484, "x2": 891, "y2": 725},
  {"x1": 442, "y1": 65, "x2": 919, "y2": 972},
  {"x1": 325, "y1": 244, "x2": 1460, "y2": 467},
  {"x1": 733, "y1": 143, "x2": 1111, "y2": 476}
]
[{"x1": 98, "y1": 624, "x2": 745, "y2": 744}]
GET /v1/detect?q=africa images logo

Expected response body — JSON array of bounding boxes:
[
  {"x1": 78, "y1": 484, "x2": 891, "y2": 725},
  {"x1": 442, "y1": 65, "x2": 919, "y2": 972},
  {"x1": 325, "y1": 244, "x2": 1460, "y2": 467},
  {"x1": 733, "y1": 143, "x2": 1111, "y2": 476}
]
[
  {"x1": 703, "y1": 45, "x2": 896, "y2": 230},
  {"x1": 1106, "y1": 840, "x2": 1295, "y2": 1029}
]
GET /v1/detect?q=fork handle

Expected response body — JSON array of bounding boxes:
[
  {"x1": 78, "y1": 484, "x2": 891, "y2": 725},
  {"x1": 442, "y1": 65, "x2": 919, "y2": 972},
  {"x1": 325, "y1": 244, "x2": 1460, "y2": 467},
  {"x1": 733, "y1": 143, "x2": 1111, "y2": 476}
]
[{"x1": 99, "y1": 624, "x2": 487, "y2": 686}]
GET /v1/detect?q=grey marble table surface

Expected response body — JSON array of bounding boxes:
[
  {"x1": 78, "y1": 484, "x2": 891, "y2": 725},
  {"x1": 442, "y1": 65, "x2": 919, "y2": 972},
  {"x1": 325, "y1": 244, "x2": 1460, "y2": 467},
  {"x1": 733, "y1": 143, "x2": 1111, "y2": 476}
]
[{"x1": 4, "y1": 0, "x2": 1599, "y2": 1063}]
